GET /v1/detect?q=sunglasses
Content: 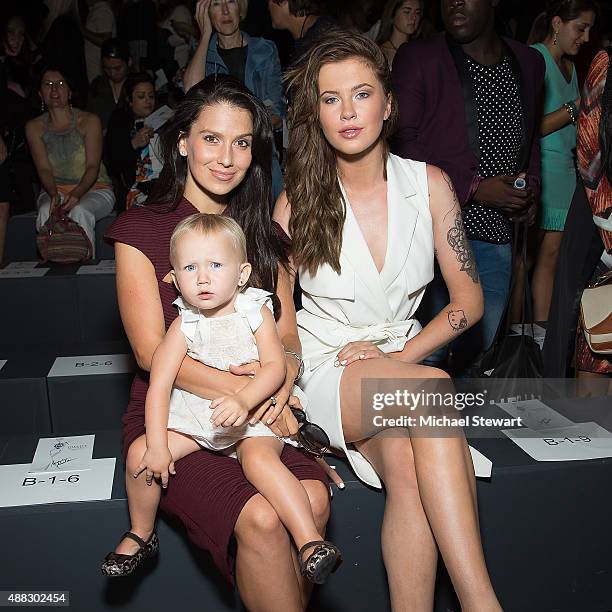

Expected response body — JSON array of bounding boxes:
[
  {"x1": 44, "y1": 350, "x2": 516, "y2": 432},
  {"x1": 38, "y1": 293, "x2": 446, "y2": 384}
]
[{"x1": 291, "y1": 408, "x2": 330, "y2": 458}]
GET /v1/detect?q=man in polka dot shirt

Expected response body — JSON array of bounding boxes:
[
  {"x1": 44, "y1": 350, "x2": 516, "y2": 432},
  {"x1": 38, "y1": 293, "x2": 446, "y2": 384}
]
[{"x1": 391, "y1": 0, "x2": 545, "y2": 375}]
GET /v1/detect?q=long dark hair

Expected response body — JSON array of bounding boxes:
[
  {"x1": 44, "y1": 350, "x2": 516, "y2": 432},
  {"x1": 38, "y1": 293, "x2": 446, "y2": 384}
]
[
  {"x1": 376, "y1": 0, "x2": 424, "y2": 46},
  {"x1": 284, "y1": 32, "x2": 398, "y2": 275},
  {"x1": 529, "y1": 0, "x2": 599, "y2": 44},
  {"x1": 149, "y1": 74, "x2": 288, "y2": 299}
]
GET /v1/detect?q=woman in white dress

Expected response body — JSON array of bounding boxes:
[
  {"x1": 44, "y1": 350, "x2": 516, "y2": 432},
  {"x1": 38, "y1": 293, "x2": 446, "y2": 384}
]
[{"x1": 274, "y1": 33, "x2": 502, "y2": 611}]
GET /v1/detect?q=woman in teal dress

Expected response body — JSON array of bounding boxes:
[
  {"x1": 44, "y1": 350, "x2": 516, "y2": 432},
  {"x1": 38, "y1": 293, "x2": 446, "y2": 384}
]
[{"x1": 530, "y1": 0, "x2": 596, "y2": 321}]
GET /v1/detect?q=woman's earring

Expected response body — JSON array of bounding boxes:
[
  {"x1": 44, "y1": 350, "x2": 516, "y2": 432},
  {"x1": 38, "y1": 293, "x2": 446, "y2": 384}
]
[
  {"x1": 179, "y1": 149, "x2": 187, "y2": 157},
  {"x1": 41, "y1": 100, "x2": 45, "y2": 112},
  {"x1": 553, "y1": 30, "x2": 558, "y2": 45}
]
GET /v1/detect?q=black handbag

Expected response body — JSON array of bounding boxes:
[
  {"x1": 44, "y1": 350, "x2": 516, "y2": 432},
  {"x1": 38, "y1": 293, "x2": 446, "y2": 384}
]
[{"x1": 479, "y1": 221, "x2": 544, "y2": 380}]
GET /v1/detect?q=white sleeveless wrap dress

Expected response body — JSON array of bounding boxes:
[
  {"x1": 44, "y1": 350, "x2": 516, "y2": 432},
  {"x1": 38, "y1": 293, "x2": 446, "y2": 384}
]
[{"x1": 297, "y1": 155, "x2": 491, "y2": 487}]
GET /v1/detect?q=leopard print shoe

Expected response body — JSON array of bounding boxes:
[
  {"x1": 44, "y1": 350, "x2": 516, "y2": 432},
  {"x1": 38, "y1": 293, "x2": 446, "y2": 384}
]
[
  {"x1": 298, "y1": 540, "x2": 342, "y2": 585},
  {"x1": 101, "y1": 531, "x2": 159, "y2": 577}
]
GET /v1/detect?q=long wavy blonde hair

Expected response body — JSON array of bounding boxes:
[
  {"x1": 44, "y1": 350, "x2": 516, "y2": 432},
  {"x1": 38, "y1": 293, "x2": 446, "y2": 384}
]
[{"x1": 284, "y1": 32, "x2": 398, "y2": 275}]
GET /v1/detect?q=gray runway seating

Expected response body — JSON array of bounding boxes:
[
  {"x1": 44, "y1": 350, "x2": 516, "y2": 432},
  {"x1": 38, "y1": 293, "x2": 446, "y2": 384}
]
[
  {"x1": 0, "y1": 352, "x2": 50, "y2": 435},
  {"x1": 2, "y1": 397, "x2": 612, "y2": 612},
  {"x1": 0, "y1": 263, "x2": 124, "y2": 345},
  {"x1": 0, "y1": 342, "x2": 132, "y2": 435},
  {"x1": 46, "y1": 348, "x2": 134, "y2": 432}
]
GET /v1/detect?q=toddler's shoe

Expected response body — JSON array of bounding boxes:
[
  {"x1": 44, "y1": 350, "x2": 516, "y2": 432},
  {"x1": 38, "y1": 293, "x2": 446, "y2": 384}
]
[{"x1": 101, "y1": 531, "x2": 159, "y2": 577}]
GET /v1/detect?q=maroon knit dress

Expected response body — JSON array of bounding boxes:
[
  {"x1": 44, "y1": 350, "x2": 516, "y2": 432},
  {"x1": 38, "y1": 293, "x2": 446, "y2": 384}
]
[{"x1": 105, "y1": 197, "x2": 328, "y2": 584}]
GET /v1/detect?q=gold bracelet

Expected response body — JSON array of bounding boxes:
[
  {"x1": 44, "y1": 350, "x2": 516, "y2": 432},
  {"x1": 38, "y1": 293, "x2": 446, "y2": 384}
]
[{"x1": 563, "y1": 102, "x2": 576, "y2": 125}]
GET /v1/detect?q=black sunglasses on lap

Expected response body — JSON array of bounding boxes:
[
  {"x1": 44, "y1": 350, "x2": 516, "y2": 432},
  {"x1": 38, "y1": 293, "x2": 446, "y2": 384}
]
[{"x1": 290, "y1": 408, "x2": 330, "y2": 458}]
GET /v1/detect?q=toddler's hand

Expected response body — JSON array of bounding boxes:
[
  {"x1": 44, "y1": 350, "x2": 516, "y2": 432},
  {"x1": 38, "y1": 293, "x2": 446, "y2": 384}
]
[
  {"x1": 210, "y1": 395, "x2": 249, "y2": 427},
  {"x1": 133, "y1": 446, "x2": 175, "y2": 488}
]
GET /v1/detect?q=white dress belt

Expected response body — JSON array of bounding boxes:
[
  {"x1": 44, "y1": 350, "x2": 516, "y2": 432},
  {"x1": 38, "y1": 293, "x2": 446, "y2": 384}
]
[{"x1": 304, "y1": 319, "x2": 419, "y2": 372}]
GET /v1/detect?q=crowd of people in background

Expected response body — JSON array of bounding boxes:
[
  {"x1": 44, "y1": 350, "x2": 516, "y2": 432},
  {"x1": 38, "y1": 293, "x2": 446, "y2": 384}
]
[{"x1": 1, "y1": 0, "x2": 610, "y2": 364}]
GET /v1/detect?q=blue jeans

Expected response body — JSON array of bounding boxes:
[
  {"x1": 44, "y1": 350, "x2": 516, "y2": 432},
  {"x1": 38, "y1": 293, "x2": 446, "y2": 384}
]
[{"x1": 419, "y1": 240, "x2": 512, "y2": 375}]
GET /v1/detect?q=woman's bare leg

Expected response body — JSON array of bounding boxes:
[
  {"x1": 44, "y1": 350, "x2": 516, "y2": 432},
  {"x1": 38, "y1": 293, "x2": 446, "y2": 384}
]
[
  {"x1": 116, "y1": 432, "x2": 200, "y2": 555},
  {"x1": 354, "y1": 431, "x2": 438, "y2": 611},
  {"x1": 532, "y1": 230, "x2": 563, "y2": 321},
  {"x1": 236, "y1": 438, "x2": 325, "y2": 552},
  {"x1": 234, "y1": 494, "x2": 303, "y2": 612},
  {"x1": 340, "y1": 359, "x2": 500, "y2": 612},
  {"x1": 294, "y1": 480, "x2": 330, "y2": 608},
  {"x1": 234, "y1": 479, "x2": 329, "y2": 612}
]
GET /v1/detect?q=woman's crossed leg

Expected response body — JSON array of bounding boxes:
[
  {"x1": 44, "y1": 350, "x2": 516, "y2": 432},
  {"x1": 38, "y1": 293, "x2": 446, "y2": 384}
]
[{"x1": 340, "y1": 358, "x2": 498, "y2": 612}]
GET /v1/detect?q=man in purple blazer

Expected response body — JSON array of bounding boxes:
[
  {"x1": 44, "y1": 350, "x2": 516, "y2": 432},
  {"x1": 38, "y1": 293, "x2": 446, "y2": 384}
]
[{"x1": 392, "y1": 0, "x2": 545, "y2": 374}]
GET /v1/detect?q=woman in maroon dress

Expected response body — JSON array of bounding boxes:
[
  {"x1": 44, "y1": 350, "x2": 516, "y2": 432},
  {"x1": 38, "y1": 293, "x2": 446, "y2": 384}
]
[{"x1": 104, "y1": 75, "x2": 330, "y2": 611}]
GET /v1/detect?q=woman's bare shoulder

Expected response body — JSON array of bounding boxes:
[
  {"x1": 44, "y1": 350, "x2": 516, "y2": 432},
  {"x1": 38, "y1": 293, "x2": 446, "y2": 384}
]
[
  {"x1": 25, "y1": 114, "x2": 44, "y2": 134},
  {"x1": 77, "y1": 109, "x2": 101, "y2": 132}
]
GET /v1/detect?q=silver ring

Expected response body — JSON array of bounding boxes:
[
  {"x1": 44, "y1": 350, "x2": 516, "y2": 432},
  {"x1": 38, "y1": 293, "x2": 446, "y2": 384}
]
[
  {"x1": 270, "y1": 396, "x2": 277, "y2": 406},
  {"x1": 513, "y1": 177, "x2": 526, "y2": 190}
]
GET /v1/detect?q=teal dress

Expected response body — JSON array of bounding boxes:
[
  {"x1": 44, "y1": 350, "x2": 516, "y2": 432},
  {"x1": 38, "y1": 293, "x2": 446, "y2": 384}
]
[{"x1": 531, "y1": 43, "x2": 579, "y2": 231}]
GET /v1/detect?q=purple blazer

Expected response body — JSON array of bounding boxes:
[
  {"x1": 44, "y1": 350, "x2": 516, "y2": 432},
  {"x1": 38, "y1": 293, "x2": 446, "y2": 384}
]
[{"x1": 391, "y1": 33, "x2": 545, "y2": 208}]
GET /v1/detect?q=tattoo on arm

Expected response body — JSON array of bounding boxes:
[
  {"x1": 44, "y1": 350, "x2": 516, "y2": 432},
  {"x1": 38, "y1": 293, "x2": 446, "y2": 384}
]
[
  {"x1": 447, "y1": 210, "x2": 480, "y2": 284},
  {"x1": 448, "y1": 309, "x2": 468, "y2": 332}
]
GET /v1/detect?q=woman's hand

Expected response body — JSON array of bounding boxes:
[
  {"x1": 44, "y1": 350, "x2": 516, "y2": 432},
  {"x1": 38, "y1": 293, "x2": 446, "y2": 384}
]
[
  {"x1": 131, "y1": 126, "x2": 154, "y2": 150},
  {"x1": 61, "y1": 192, "x2": 80, "y2": 212},
  {"x1": 334, "y1": 341, "x2": 389, "y2": 367},
  {"x1": 316, "y1": 457, "x2": 345, "y2": 490},
  {"x1": 230, "y1": 360, "x2": 299, "y2": 431},
  {"x1": 133, "y1": 445, "x2": 176, "y2": 488},
  {"x1": 267, "y1": 403, "x2": 300, "y2": 438},
  {"x1": 48, "y1": 193, "x2": 61, "y2": 216},
  {"x1": 195, "y1": 0, "x2": 213, "y2": 39},
  {"x1": 250, "y1": 382, "x2": 291, "y2": 427}
]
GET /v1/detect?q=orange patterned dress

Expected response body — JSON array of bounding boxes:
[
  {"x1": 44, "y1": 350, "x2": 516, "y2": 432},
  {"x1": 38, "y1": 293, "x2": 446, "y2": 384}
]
[{"x1": 576, "y1": 50, "x2": 611, "y2": 374}]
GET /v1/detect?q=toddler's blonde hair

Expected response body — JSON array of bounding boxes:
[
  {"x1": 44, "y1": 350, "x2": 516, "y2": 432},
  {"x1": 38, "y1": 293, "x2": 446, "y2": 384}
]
[{"x1": 170, "y1": 214, "x2": 247, "y2": 267}]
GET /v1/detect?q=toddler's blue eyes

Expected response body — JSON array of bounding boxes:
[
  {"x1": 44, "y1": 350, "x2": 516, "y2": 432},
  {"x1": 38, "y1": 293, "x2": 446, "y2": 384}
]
[
  {"x1": 211, "y1": 262, "x2": 222, "y2": 269},
  {"x1": 185, "y1": 264, "x2": 196, "y2": 271}
]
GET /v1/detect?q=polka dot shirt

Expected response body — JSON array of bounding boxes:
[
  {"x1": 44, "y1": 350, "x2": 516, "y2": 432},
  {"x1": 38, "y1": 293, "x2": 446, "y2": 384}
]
[{"x1": 463, "y1": 55, "x2": 524, "y2": 244}]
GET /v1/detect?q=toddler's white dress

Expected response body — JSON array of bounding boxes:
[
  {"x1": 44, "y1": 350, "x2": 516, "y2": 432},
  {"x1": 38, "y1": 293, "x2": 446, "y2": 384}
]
[{"x1": 167, "y1": 287, "x2": 301, "y2": 453}]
